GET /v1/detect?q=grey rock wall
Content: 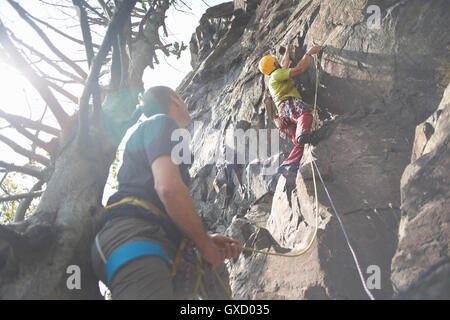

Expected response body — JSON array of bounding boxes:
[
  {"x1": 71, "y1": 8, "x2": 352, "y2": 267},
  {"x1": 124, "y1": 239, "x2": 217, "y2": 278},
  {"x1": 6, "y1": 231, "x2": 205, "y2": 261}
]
[
  {"x1": 391, "y1": 84, "x2": 450, "y2": 299},
  {"x1": 178, "y1": 0, "x2": 450, "y2": 299}
]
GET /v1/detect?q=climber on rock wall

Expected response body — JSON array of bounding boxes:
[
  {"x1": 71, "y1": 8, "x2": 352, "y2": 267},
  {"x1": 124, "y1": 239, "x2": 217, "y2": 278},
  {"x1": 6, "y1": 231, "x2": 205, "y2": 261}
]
[{"x1": 259, "y1": 43, "x2": 321, "y2": 177}]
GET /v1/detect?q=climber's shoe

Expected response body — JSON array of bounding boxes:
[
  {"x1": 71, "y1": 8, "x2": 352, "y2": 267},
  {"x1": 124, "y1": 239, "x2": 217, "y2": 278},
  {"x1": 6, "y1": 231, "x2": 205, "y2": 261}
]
[{"x1": 296, "y1": 130, "x2": 313, "y2": 145}]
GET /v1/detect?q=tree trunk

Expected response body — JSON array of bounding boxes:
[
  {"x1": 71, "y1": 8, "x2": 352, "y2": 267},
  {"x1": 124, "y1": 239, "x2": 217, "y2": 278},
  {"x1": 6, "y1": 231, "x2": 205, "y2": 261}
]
[{"x1": 0, "y1": 118, "x2": 120, "y2": 299}]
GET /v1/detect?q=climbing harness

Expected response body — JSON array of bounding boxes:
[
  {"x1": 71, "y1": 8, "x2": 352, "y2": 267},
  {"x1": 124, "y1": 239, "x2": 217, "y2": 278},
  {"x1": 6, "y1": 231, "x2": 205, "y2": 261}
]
[
  {"x1": 105, "y1": 241, "x2": 171, "y2": 284},
  {"x1": 96, "y1": 196, "x2": 232, "y2": 300}
]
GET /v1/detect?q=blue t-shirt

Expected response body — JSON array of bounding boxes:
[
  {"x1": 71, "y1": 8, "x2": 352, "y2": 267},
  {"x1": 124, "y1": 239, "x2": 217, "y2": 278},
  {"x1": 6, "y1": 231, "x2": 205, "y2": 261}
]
[{"x1": 107, "y1": 114, "x2": 191, "y2": 215}]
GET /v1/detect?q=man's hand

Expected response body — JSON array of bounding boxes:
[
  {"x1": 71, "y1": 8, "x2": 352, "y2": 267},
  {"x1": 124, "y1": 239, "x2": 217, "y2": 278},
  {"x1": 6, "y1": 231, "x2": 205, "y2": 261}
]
[
  {"x1": 211, "y1": 234, "x2": 241, "y2": 260},
  {"x1": 197, "y1": 234, "x2": 242, "y2": 270}
]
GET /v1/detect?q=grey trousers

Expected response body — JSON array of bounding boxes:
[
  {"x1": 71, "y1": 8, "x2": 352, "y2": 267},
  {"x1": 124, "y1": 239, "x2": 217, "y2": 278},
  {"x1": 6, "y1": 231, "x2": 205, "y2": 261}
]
[{"x1": 90, "y1": 216, "x2": 179, "y2": 300}]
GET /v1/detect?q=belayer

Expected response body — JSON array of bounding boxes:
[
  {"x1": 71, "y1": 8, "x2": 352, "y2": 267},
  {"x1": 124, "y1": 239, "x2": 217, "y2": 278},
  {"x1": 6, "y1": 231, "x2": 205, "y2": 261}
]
[
  {"x1": 259, "y1": 43, "x2": 321, "y2": 176},
  {"x1": 91, "y1": 86, "x2": 242, "y2": 299}
]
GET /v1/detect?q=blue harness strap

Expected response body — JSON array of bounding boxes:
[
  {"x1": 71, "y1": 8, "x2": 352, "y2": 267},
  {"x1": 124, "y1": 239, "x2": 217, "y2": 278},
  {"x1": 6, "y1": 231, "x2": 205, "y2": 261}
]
[{"x1": 105, "y1": 241, "x2": 171, "y2": 285}]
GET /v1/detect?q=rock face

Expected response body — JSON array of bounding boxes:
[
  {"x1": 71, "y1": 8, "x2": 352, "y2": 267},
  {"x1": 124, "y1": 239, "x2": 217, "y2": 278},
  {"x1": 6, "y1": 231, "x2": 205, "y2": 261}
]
[
  {"x1": 178, "y1": 0, "x2": 450, "y2": 299},
  {"x1": 391, "y1": 84, "x2": 450, "y2": 299}
]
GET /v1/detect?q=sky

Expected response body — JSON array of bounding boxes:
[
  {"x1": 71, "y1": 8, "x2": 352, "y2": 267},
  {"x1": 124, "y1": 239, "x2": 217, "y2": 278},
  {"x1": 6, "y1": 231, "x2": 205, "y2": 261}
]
[{"x1": 0, "y1": 0, "x2": 229, "y2": 167}]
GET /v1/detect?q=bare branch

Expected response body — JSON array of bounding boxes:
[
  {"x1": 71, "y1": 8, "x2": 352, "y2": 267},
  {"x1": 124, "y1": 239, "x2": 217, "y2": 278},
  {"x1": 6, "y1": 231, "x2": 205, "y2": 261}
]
[
  {"x1": 7, "y1": 122, "x2": 53, "y2": 154},
  {"x1": 0, "y1": 172, "x2": 8, "y2": 186},
  {"x1": 87, "y1": 16, "x2": 109, "y2": 26},
  {"x1": 200, "y1": 0, "x2": 212, "y2": 8},
  {"x1": 79, "y1": 0, "x2": 108, "y2": 24},
  {"x1": 0, "y1": 191, "x2": 43, "y2": 202},
  {"x1": 118, "y1": 20, "x2": 131, "y2": 89},
  {"x1": 37, "y1": 0, "x2": 74, "y2": 9},
  {"x1": 0, "y1": 20, "x2": 70, "y2": 128},
  {"x1": 0, "y1": 134, "x2": 50, "y2": 167},
  {"x1": 7, "y1": 33, "x2": 84, "y2": 84},
  {"x1": 78, "y1": 0, "x2": 137, "y2": 143},
  {"x1": 109, "y1": 36, "x2": 121, "y2": 89},
  {"x1": 0, "y1": 161, "x2": 43, "y2": 180},
  {"x1": 97, "y1": 0, "x2": 112, "y2": 20},
  {"x1": 45, "y1": 79, "x2": 79, "y2": 104},
  {"x1": 25, "y1": 6, "x2": 102, "y2": 49},
  {"x1": 0, "y1": 109, "x2": 60, "y2": 137},
  {"x1": 73, "y1": 0, "x2": 102, "y2": 113},
  {"x1": 14, "y1": 179, "x2": 45, "y2": 222},
  {"x1": 73, "y1": 0, "x2": 95, "y2": 67},
  {"x1": 6, "y1": 0, "x2": 88, "y2": 79}
]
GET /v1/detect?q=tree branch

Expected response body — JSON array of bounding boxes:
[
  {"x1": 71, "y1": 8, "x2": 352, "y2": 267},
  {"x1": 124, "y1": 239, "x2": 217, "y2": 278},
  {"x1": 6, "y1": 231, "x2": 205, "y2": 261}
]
[
  {"x1": 81, "y1": 0, "x2": 108, "y2": 23},
  {"x1": 0, "y1": 21, "x2": 70, "y2": 128},
  {"x1": 8, "y1": 29, "x2": 85, "y2": 84},
  {"x1": 109, "y1": 36, "x2": 121, "y2": 90},
  {"x1": 8, "y1": 123, "x2": 53, "y2": 154},
  {"x1": 0, "y1": 191, "x2": 43, "y2": 202},
  {"x1": 25, "y1": 6, "x2": 101, "y2": 49},
  {"x1": 73, "y1": 0, "x2": 102, "y2": 114},
  {"x1": 6, "y1": 0, "x2": 88, "y2": 79},
  {"x1": 97, "y1": 0, "x2": 113, "y2": 20},
  {"x1": 77, "y1": 0, "x2": 137, "y2": 143},
  {"x1": 45, "y1": 80, "x2": 79, "y2": 104},
  {"x1": 73, "y1": 0, "x2": 95, "y2": 67},
  {"x1": 0, "y1": 134, "x2": 50, "y2": 167},
  {"x1": 0, "y1": 109, "x2": 60, "y2": 137},
  {"x1": 0, "y1": 161, "x2": 44, "y2": 180},
  {"x1": 0, "y1": 104, "x2": 54, "y2": 151},
  {"x1": 14, "y1": 180, "x2": 45, "y2": 222}
]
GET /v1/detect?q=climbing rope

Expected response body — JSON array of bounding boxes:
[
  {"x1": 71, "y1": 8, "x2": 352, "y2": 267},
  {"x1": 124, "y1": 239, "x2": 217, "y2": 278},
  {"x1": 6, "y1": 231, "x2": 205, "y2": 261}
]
[
  {"x1": 240, "y1": 155, "x2": 319, "y2": 258},
  {"x1": 310, "y1": 151, "x2": 375, "y2": 300},
  {"x1": 312, "y1": 54, "x2": 320, "y2": 132}
]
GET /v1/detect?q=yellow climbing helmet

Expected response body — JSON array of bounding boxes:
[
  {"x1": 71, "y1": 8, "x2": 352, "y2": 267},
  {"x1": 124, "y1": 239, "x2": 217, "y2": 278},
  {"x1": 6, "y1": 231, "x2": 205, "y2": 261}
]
[{"x1": 259, "y1": 55, "x2": 277, "y2": 75}]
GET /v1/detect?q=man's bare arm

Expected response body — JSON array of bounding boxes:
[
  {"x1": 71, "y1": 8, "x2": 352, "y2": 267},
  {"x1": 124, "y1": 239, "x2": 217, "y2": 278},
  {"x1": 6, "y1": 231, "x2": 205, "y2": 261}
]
[
  {"x1": 289, "y1": 45, "x2": 321, "y2": 78},
  {"x1": 152, "y1": 155, "x2": 224, "y2": 267},
  {"x1": 281, "y1": 44, "x2": 290, "y2": 69},
  {"x1": 152, "y1": 155, "x2": 209, "y2": 247}
]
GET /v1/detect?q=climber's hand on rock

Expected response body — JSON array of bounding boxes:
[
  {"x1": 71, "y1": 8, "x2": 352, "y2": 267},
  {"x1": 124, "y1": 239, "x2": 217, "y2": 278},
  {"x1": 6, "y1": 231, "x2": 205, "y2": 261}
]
[
  {"x1": 308, "y1": 45, "x2": 321, "y2": 55},
  {"x1": 211, "y1": 234, "x2": 242, "y2": 260}
]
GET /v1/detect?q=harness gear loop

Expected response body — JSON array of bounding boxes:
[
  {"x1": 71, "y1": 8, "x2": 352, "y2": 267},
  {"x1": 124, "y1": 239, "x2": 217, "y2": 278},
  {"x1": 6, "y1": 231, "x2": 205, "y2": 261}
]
[
  {"x1": 105, "y1": 196, "x2": 165, "y2": 217},
  {"x1": 170, "y1": 238, "x2": 188, "y2": 278}
]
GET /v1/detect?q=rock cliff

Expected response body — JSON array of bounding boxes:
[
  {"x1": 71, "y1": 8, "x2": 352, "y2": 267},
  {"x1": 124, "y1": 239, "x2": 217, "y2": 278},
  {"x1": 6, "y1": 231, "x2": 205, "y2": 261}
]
[{"x1": 178, "y1": 0, "x2": 449, "y2": 299}]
